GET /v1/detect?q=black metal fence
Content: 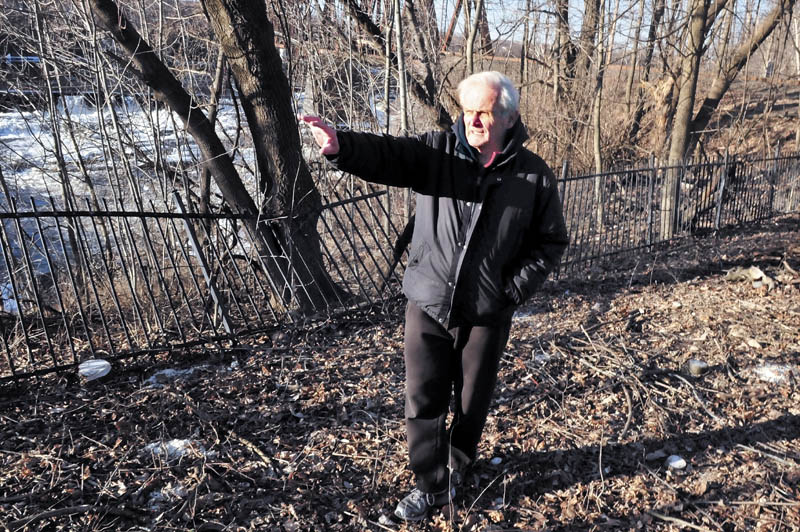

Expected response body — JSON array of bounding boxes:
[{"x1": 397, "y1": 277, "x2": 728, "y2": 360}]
[
  {"x1": 1, "y1": 152, "x2": 798, "y2": 381},
  {"x1": 0, "y1": 185, "x2": 405, "y2": 381},
  {"x1": 559, "y1": 152, "x2": 800, "y2": 272}
]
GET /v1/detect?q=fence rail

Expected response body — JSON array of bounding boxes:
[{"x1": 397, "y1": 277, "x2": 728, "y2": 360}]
[{"x1": 1, "y1": 152, "x2": 798, "y2": 381}]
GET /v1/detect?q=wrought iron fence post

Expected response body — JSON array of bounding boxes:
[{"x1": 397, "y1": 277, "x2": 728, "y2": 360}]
[
  {"x1": 559, "y1": 160, "x2": 568, "y2": 209},
  {"x1": 555, "y1": 159, "x2": 569, "y2": 278},
  {"x1": 647, "y1": 154, "x2": 656, "y2": 248},
  {"x1": 672, "y1": 161, "x2": 684, "y2": 236},
  {"x1": 768, "y1": 145, "x2": 779, "y2": 218},
  {"x1": 715, "y1": 150, "x2": 729, "y2": 231},
  {"x1": 172, "y1": 191, "x2": 234, "y2": 336}
]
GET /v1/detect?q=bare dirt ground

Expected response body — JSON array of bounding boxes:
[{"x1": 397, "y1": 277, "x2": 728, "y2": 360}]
[{"x1": 1, "y1": 215, "x2": 799, "y2": 532}]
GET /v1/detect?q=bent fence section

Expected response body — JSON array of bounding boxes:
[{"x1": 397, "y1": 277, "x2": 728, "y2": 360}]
[
  {"x1": 0, "y1": 185, "x2": 404, "y2": 381},
  {"x1": 1, "y1": 153, "x2": 799, "y2": 381}
]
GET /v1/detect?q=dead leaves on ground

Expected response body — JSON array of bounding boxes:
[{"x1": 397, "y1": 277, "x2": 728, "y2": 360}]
[{"x1": 1, "y1": 215, "x2": 799, "y2": 531}]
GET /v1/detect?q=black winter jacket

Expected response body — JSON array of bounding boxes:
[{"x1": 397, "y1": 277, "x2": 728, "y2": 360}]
[{"x1": 328, "y1": 118, "x2": 568, "y2": 328}]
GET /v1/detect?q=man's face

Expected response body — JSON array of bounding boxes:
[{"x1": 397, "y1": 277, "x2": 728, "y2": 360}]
[{"x1": 461, "y1": 83, "x2": 516, "y2": 155}]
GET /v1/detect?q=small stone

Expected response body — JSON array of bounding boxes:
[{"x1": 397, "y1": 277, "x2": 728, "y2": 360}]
[
  {"x1": 687, "y1": 359, "x2": 709, "y2": 377},
  {"x1": 666, "y1": 455, "x2": 687, "y2": 470}
]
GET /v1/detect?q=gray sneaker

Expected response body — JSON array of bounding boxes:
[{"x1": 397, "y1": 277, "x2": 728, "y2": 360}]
[{"x1": 393, "y1": 487, "x2": 455, "y2": 521}]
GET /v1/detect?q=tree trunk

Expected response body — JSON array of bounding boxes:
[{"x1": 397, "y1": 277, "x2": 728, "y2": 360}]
[
  {"x1": 578, "y1": 0, "x2": 601, "y2": 81},
  {"x1": 413, "y1": 0, "x2": 440, "y2": 53},
  {"x1": 200, "y1": 47, "x2": 227, "y2": 219},
  {"x1": 520, "y1": 0, "x2": 531, "y2": 99},
  {"x1": 398, "y1": 0, "x2": 438, "y2": 116},
  {"x1": 627, "y1": 0, "x2": 665, "y2": 144},
  {"x1": 555, "y1": 0, "x2": 577, "y2": 93},
  {"x1": 625, "y1": 0, "x2": 644, "y2": 116},
  {"x1": 592, "y1": 0, "x2": 607, "y2": 226},
  {"x1": 199, "y1": 0, "x2": 349, "y2": 309},
  {"x1": 403, "y1": 0, "x2": 437, "y2": 106},
  {"x1": 663, "y1": 0, "x2": 710, "y2": 238},
  {"x1": 795, "y1": 19, "x2": 800, "y2": 146},
  {"x1": 466, "y1": 0, "x2": 484, "y2": 73},
  {"x1": 344, "y1": 0, "x2": 454, "y2": 128},
  {"x1": 88, "y1": 0, "x2": 341, "y2": 312},
  {"x1": 394, "y1": 0, "x2": 409, "y2": 135}
]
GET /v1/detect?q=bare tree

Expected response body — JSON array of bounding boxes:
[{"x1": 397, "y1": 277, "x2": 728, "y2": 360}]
[
  {"x1": 687, "y1": 0, "x2": 797, "y2": 156},
  {"x1": 88, "y1": 0, "x2": 344, "y2": 310}
]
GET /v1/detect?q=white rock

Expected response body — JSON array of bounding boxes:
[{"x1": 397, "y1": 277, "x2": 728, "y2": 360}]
[
  {"x1": 143, "y1": 439, "x2": 211, "y2": 461},
  {"x1": 687, "y1": 359, "x2": 709, "y2": 376},
  {"x1": 666, "y1": 455, "x2": 687, "y2": 470},
  {"x1": 533, "y1": 351, "x2": 552, "y2": 364}
]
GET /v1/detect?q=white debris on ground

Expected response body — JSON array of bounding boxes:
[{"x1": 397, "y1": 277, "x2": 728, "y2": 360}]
[
  {"x1": 143, "y1": 366, "x2": 207, "y2": 388},
  {"x1": 78, "y1": 359, "x2": 112, "y2": 381},
  {"x1": 750, "y1": 363, "x2": 798, "y2": 384},
  {"x1": 147, "y1": 481, "x2": 189, "y2": 512},
  {"x1": 142, "y1": 438, "x2": 215, "y2": 461}
]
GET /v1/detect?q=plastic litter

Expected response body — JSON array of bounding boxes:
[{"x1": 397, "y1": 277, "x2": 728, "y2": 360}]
[{"x1": 78, "y1": 359, "x2": 111, "y2": 381}]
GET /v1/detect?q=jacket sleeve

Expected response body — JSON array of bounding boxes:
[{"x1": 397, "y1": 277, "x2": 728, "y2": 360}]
[
  {"x1": 504, "y1": 166, "x2": 569, "y2": 305},
  {"x1": 325, "y1": 130, "x2": 434, "y2": 189}
]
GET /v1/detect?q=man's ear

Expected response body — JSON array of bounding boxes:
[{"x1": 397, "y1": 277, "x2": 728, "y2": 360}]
[{"x1": 505, "y1": 111, "x2": 519, "y2": 129}]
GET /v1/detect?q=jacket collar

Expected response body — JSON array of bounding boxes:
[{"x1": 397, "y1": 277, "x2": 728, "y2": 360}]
[{"x1": 453, "y1": 114, "x2": 528, "y2": 168}]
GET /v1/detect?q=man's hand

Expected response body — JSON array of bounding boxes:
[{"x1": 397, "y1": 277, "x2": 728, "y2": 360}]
[{"x1": 300, "y1": 115, "x2": 340, "y2": 155}]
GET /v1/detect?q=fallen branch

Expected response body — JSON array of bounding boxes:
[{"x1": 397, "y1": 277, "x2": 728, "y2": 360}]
[
  {"x1": 620, "y1": 384, "x2": 634, "y2": 440},
  {"x1": 7, "y1": 505, "x2": 95, "y2": 531}
]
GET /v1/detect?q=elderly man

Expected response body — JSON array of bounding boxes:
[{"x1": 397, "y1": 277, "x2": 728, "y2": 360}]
[{"x1": 302, "y1": 71, "x2": 568, "y2": 521}]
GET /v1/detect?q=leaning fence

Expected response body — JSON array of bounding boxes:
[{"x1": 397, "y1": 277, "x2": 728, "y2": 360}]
[
  {"x1": 1, "y1": 152, "x2": 798, "y2": 381},
  {"x1": 0, "y1": 184, "x2": 405, "y2": 381}
]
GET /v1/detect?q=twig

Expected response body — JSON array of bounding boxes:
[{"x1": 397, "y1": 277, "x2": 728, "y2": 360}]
[
  {"x1": 695, "y1": 499, "x2": 800, "y2": 508},
  {"x1": 735, "y1": 444, "x2": 799, "y2": 467},
  {"x1": 646, "y1": 509, "x2": 718, "y2": 532},
  {"x1": 229, "y1": 430, "x2": 283, "y2": 471},
  {"x1": 0, "y1": 493, "x2": 30, "y2": 503},
  {"x1": 731, "y1": 500, "x2": 800, "y2": 507},
  {"x1": 671, "y1": 372, "x2": 724, "y2": 423},
  {"x1": 619, "y1": 384, "x2": 633, "y2": 440},
  {"x1": 6, "y1": 505, "x2": 95, "y2": 531},
  {"x1": 342, "y1": 511, "x2": 396, "y2": 531}
]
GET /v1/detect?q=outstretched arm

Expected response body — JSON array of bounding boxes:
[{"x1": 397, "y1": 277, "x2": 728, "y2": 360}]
[
  {"x1": 300, "y1": 115, "x2": 339, "y2": 155},
  {"x1": 301, "y1": 115, "x2": 433, "y2": 190}
]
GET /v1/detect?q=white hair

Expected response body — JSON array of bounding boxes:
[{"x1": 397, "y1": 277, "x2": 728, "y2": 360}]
[{"x1": 457, "y1": 71, "x2": 520, "y2": 117}]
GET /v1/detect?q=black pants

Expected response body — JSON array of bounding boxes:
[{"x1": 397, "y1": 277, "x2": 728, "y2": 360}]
[{"x1": 403, "y1": 302, "x2": 511, "y2": 492}]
